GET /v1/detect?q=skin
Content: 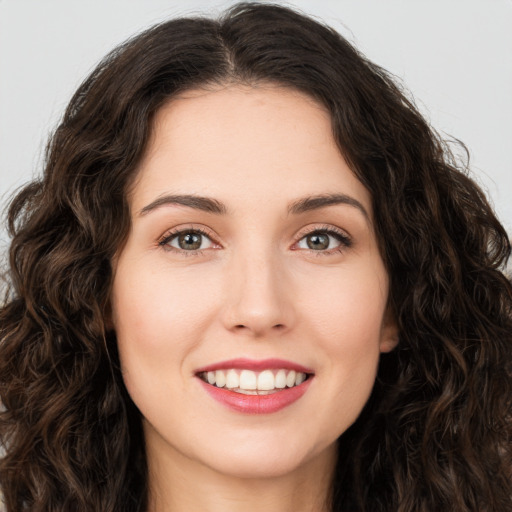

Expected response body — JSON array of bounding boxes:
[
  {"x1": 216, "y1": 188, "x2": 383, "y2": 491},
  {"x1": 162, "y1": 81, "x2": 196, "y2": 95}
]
[{"x1": 111, "y1": 83, "x2": 398, "y2": 512}]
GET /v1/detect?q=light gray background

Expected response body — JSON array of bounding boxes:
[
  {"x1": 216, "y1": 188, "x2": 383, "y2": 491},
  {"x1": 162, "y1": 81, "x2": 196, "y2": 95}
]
[{"x1": 1, "y1": 0, "x2": 511, "y2": 252}]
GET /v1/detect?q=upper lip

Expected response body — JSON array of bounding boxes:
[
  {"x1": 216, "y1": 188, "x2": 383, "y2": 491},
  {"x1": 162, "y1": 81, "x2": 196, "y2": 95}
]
[{"x1": 195, "y1": 358, "x2": 314, "y2": 374}]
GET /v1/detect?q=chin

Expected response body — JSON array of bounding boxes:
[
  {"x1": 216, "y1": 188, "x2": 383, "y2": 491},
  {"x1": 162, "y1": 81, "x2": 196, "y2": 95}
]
[
  {"x1": 197, "y1": 435, "x2": 333, "y2": 481},
  {"x1": 206, "y1": 449, "x2": 309, "y2": 480}
]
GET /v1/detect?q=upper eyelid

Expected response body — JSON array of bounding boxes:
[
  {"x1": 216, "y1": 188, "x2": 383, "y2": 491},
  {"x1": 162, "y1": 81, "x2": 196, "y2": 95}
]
[
  {"x1": 158, "y1": 224, "x2": 218, "y2": 244},
  {"x1": 297, "y1": 224, "x2": 347, "y2": 235},
  {"x1": 295, "y1": 224, "x2": 352, "y2": 241},
  {"x1": 157, "y1": 223, "x2": 352, "y2": 250},
  {"x1": 159, "y1": 223, "x2": 350, "y2": 237}
]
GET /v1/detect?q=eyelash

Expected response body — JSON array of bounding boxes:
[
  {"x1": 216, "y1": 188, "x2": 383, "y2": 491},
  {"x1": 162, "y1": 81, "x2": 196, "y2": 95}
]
[
  {"x1": 158, "y1": 226, "x2": 215, "y2": 256},
  {"x1": 294, "y1": 225, "x2": 353, "y2": 256},
  {"x1": 158, "y1": 225, "x2": 352, "y2": 257}
]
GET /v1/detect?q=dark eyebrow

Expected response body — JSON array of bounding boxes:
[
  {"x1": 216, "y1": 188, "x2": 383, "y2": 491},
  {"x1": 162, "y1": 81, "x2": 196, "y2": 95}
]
[
  {"x1": 139, "y1": 194, "x2": 227, "y2": 216},
  {"x1": 287, "y1": 193, "x2": 369, "y2": 220},
  {"x1": 139, "y1": 192, "x2": 369, "y2": 220}
]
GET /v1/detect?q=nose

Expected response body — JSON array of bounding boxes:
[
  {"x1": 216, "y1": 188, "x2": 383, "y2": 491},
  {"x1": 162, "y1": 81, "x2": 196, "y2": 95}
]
[{"x1": 221, "y1": 247, "x2": 295, "y2": 338}]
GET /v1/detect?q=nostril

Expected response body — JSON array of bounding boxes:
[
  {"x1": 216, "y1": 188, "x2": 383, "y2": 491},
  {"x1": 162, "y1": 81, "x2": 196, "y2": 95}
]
[{"x1": 233, "y1": 323, "x2": 285, "y2": 331}]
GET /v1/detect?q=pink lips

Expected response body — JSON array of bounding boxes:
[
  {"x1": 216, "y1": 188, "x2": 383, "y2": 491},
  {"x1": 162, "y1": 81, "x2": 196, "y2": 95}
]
[
  {"x1": 195, "y1": 358, "x2": 314, "y2": 414},
  {"x1": 195, "y1": 357, "x2": 314, "y2": 374}
]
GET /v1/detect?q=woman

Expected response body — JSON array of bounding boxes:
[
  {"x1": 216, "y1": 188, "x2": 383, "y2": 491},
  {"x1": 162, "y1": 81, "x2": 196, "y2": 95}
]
[{"x1": 1, "y1": 3, "x2": 511, "y2": 511}]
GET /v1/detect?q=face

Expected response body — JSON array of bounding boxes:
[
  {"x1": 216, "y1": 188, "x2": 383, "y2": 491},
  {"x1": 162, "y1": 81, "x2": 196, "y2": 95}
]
[{"x1": 111, "y1": 84, "x2": 397, "y2": 481}]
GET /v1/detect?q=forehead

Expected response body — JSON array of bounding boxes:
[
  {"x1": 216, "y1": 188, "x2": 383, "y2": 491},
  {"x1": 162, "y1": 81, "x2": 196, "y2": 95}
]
[{"x1": 131, "y1": 84, "x2": 372, "y2": 217}]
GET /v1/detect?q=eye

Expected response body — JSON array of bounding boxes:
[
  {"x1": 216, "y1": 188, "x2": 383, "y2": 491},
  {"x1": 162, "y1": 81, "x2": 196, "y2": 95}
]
[
  {"x1": 295, "y1": 228, "x2": 352, "y2": 253},
  {"x1": 160, "y1": 229, "x2": 215, "y2": 252}
]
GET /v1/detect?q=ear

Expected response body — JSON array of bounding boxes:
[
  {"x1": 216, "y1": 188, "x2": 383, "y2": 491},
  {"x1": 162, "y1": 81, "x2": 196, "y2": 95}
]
[{"x1": 379, "y1": 306, "x2": 399, "y2": 353}]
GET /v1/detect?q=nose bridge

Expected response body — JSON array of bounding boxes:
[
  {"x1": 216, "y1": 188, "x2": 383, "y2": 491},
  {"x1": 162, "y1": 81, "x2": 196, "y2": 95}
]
[{"x1": 222, "y1": 237, "x2": 294, "y2": 336}]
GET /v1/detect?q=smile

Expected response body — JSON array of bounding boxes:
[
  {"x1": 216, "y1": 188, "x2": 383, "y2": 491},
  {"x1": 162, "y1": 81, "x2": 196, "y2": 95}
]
[
  {"x1": 195, "y1": 358, "x2": 315, "y2": 414},
  {"x1": 197, "y1": 368, "x2": 309, "y2": 394}
]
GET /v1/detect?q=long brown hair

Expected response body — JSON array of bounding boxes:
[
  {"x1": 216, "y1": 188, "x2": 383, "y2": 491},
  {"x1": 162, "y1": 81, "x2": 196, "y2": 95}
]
[{"x1": 1, "y1": 3, "x2": 511, "y2": 511}]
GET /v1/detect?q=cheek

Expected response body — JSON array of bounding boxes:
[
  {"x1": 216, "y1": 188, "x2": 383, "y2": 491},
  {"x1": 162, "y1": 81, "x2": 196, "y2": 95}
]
[
  {"x1": 111, "y1": 263, "x2": 221, "y2": 382},
  {"x1": 300, "y1": 265, "x2": 387, "y2": 401},
  {"x1": 303, "y1": 264, "x2": 388, "y2": 345}
]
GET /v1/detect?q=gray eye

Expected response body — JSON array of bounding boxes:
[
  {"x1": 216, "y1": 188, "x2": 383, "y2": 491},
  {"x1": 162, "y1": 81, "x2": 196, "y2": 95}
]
[
  {"x1": 169, "y1": 231, "x2": 213, "y2": 251},
  {"x1": 306, "y1": 233, "x2": 329, "y2": 250},
  {"x1": 297, "y1": 232, "x2": 341, "y2": 251}
]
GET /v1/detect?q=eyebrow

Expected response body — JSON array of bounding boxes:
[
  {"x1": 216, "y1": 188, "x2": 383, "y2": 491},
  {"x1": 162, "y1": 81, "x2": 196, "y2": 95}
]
[
  {"x1": 287, "y1": 193, "x2": 369, "y2": 220},
  {"x1": 139, "y1": 192, "x2": 369, "y2": 220},
  {"x1": 139, "y1": 194, "x2": 227, "y2": 216}
]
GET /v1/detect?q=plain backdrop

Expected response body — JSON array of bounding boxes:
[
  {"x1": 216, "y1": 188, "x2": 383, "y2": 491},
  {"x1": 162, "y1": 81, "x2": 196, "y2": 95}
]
[{"x1": 1, "y1": 0, "x2": 511, "y2": 251}]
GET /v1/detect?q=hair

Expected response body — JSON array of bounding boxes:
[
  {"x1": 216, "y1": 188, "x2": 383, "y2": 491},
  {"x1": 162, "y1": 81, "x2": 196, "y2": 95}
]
[{"x1": 1, "y1": 2, "x2": 511, "y2": 511}]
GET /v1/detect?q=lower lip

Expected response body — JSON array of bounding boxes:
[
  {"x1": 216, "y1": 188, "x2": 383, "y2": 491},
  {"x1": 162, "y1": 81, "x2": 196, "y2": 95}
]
[{"x1": 197, "y1": 377, "x2": 313, "y2": 414}]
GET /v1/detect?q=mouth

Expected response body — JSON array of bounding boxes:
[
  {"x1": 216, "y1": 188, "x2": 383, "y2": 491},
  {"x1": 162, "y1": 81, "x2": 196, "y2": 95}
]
[
  {"x1": 196, "y1": 368, "x2": 313, "y2": 395},
  {"x1": 194, "y1": 358, "x2": 315, "y2": 413}
]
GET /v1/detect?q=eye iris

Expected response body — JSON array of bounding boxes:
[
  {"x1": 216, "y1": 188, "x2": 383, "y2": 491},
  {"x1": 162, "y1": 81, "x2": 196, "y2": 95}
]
[
  {"x1": 307, "y1": 233, "x2": 330, "y2": 250},
  {"x1": 178, "y1": 232, "x2": 202, "y2": 250}
]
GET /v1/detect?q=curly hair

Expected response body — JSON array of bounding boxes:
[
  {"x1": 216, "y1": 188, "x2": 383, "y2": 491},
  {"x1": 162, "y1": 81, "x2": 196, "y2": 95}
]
[{"x1": 1, "y1": 3, "x2": 511, "y2": 511}]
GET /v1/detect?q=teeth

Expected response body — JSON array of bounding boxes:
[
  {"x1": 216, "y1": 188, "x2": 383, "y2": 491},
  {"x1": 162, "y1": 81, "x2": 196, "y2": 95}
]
[
  {"x1": 199, "y1": 368, "x2": 310, "y2": 392},
  {"x1": 215, "y1": 370, "x2": 226, "y2": 388},
  {"x1": 239, "y1": 370, "x2": 257, "y2": 390},
  {"x1": 257, "y1": 370, "x2": 274, "y2": 390},
  {"x1": 275, "y1": 369, "x2": 287, "y2": 389},
  {"x1": 295, "y1": 372, "x2": 306, "y2": 385},
  {"x1": 226, "y1": 369, "x2": 239, "y2": 389}
]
